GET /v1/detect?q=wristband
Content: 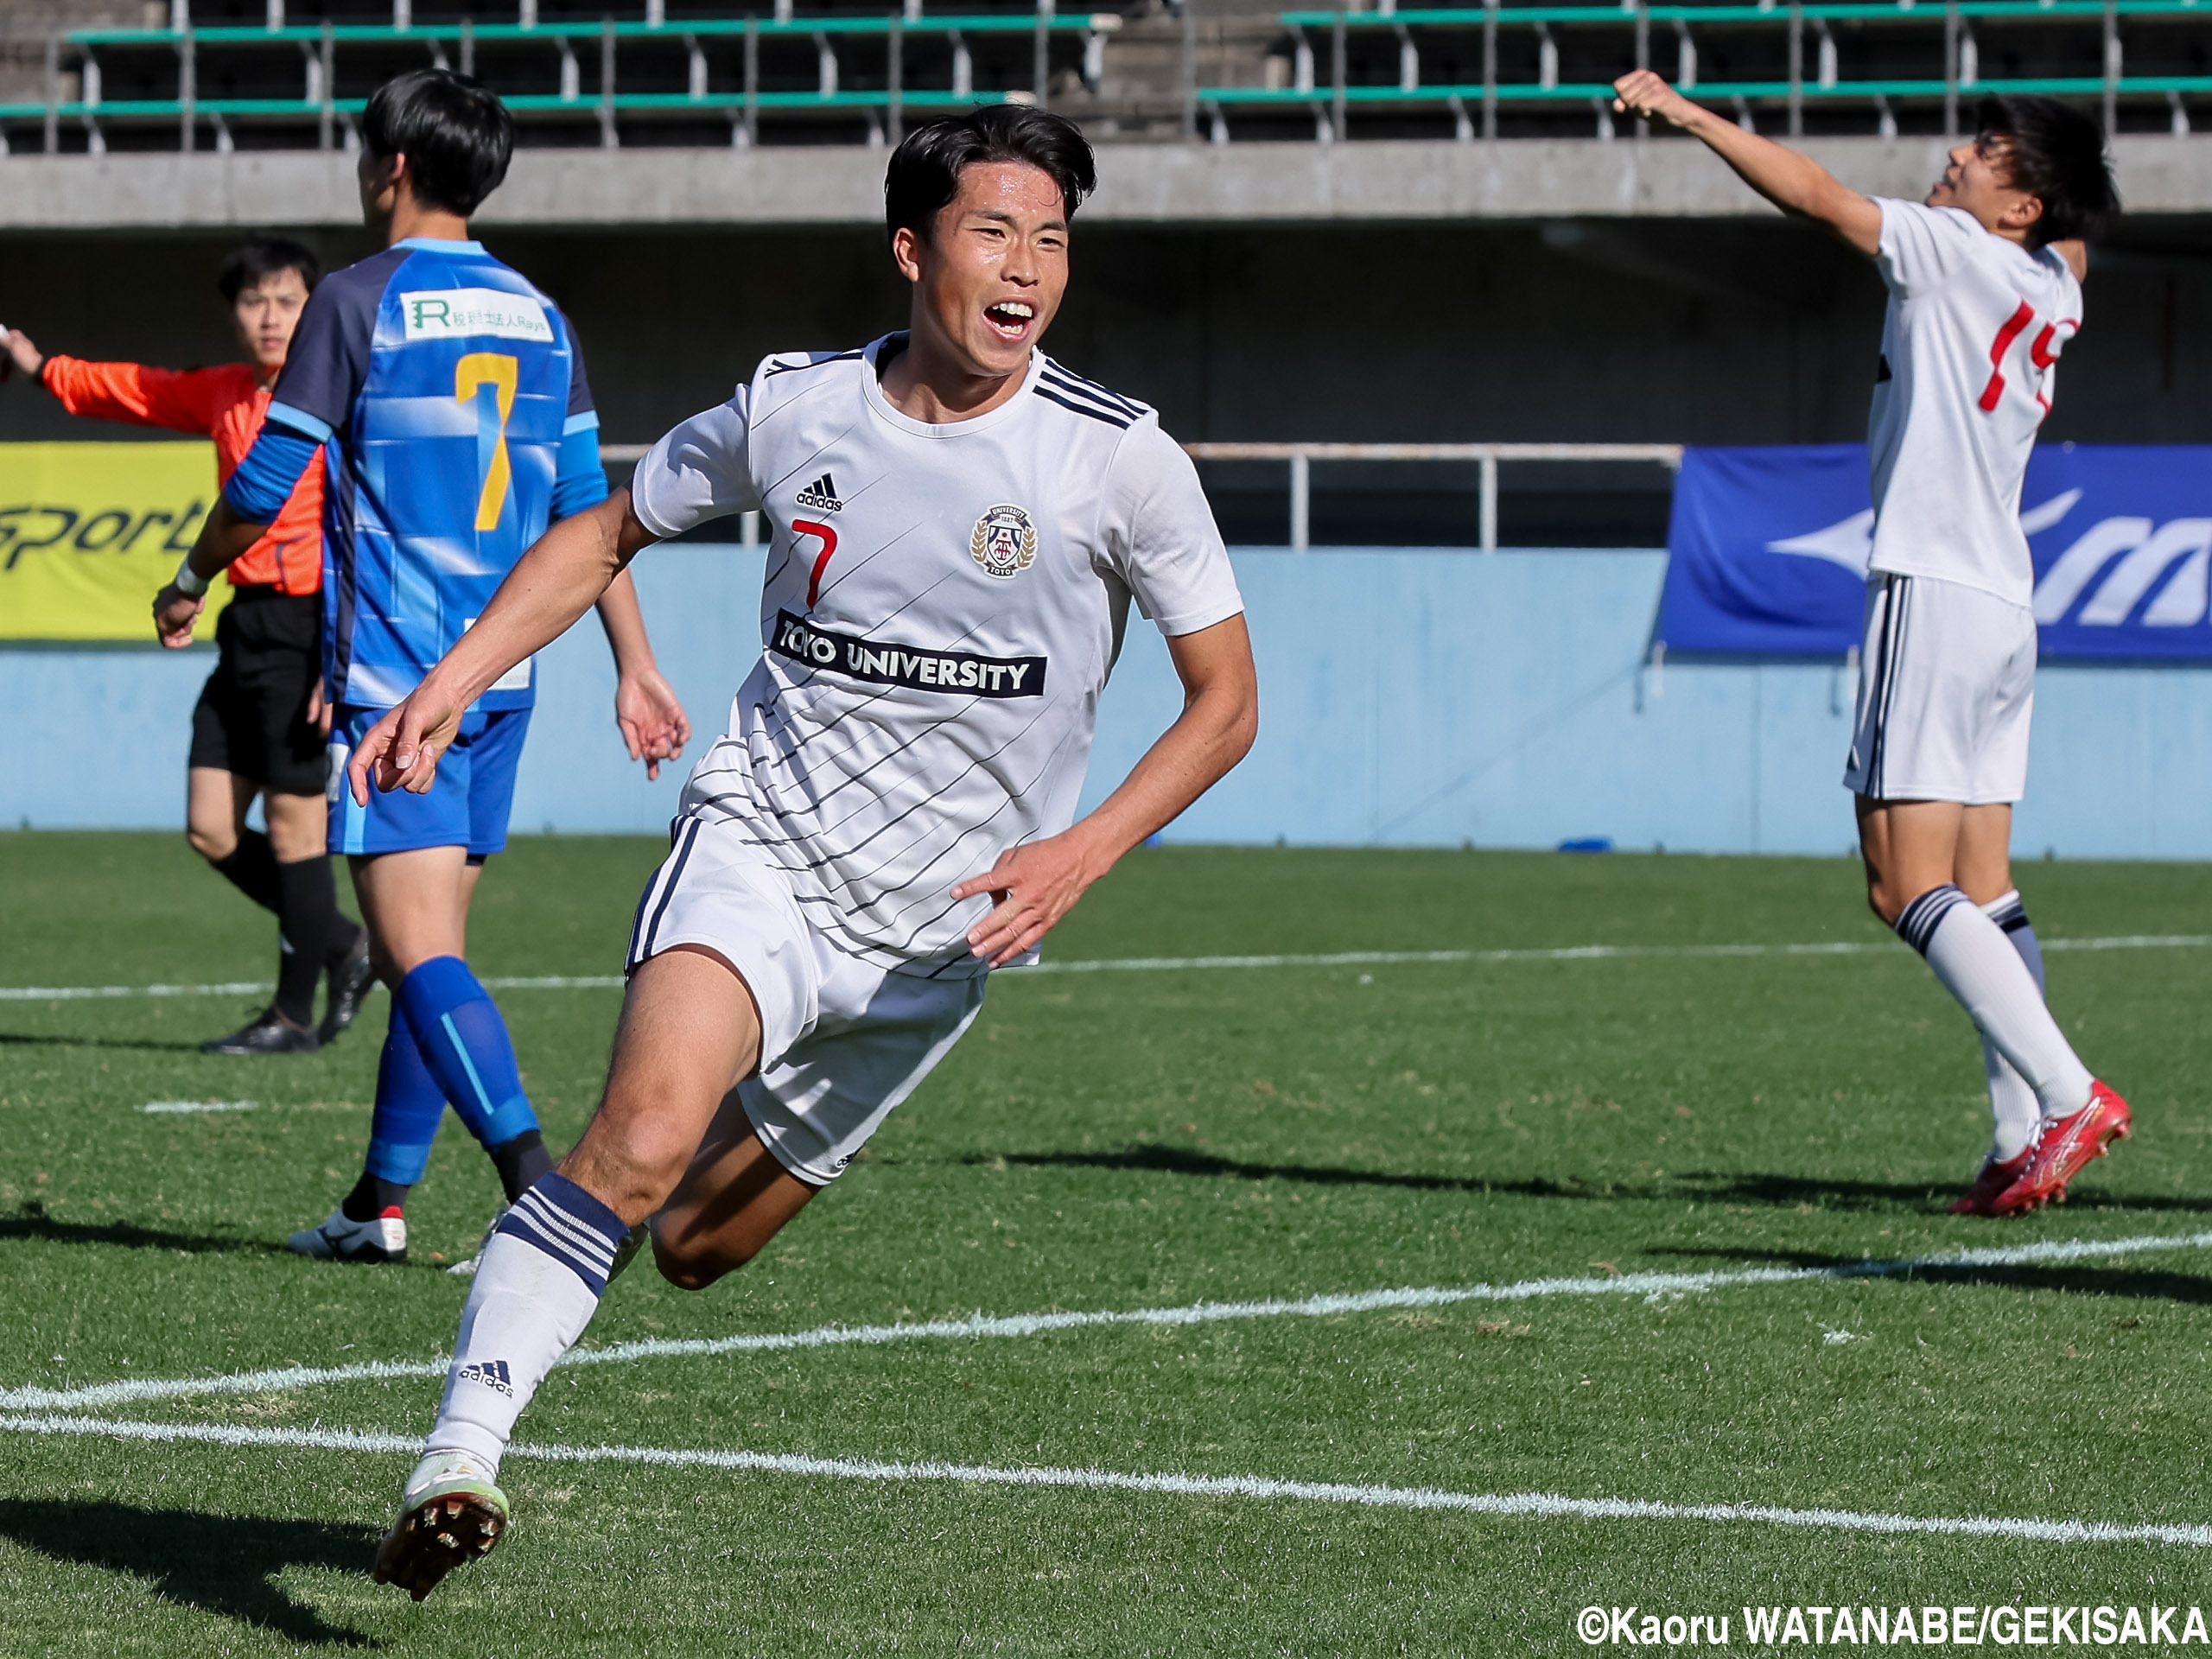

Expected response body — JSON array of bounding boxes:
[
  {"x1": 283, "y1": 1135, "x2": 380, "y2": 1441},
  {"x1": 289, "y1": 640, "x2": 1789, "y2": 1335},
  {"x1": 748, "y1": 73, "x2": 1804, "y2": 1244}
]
[{"x1": 173, "y1": 558, "x2": 208, "y2": 598}]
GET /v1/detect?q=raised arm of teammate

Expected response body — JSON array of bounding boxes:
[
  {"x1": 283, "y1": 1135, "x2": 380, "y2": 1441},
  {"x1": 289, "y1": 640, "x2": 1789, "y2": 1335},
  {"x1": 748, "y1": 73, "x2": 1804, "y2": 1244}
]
[
  {"x1": 347, "y1": 490, "x2": 657, "y2": 802},
  {"x1": 1611, "y1": 72, "x2": 1883, "y2": 256},
  {"x1": 951, "y1": 614, "x2": 1257, "y2": 968}
]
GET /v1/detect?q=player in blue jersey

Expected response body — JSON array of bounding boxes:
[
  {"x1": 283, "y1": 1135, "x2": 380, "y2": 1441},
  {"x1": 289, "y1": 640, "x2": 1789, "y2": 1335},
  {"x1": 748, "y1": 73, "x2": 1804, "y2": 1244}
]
[{"x1": 159, "y1": 68, "x2": 690, "y2": 1263}]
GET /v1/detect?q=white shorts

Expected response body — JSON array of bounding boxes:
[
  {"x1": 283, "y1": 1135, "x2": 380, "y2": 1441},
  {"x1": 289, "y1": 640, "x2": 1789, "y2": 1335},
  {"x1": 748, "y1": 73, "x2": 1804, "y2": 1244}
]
[
  {"x1": 626, "y1": 815, "x2": 986, "y2": 1185},
  {"x1": 1843, "y1": 572, "x2": 2037, "y2": 805}
]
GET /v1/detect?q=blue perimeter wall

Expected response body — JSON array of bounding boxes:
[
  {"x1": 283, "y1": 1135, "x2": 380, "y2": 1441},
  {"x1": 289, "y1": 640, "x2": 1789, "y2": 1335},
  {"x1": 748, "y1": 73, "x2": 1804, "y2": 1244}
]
[{"x1": 7, "y1": 545, "x2": 2212, "y2": 859}]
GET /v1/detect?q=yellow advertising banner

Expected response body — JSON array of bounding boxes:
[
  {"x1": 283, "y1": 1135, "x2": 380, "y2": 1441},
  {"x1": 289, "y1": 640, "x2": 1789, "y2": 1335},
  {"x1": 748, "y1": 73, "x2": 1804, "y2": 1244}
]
[{"x1": 0, "y1": 442, "x2": 236, "y2": 642}]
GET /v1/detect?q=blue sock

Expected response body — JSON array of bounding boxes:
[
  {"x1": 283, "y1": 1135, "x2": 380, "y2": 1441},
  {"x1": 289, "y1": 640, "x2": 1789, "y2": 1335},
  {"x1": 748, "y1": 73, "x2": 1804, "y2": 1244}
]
[
  {"x1": 397, "y1": 957, "x2": 542, "y2": 1152},
  {"x1": 365, "y1": 1001, "x2": 447, "y2": 1186}
]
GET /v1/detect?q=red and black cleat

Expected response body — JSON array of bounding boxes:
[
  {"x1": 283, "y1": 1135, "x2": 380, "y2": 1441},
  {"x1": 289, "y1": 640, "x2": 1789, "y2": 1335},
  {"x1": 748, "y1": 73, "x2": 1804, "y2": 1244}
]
[{"x1": 1993, "y1": 1081, "x2": 2133, "y2": 1217}]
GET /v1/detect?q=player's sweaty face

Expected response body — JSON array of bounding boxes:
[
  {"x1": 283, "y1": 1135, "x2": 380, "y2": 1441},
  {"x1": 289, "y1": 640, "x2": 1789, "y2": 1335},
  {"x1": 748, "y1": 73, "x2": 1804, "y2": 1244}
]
[
  {"x1": 1927, "y1": 135, "x2": 2041, "y2": 239},
  {"x1": 230, "y1": 268, "x2": 311, "y2": 377},
  {"x1": 908, "y1": 162, "x2": 1069, "y2": 380}
]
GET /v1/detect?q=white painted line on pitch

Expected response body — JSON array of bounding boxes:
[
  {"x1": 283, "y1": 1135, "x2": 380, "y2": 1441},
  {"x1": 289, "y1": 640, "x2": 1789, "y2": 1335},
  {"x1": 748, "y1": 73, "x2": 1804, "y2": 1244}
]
[
  {"x1": 140, "y1": 1100, "x2": 256, "y2": 1115},
  {"x1": 3, "y1": 1412, "x2": 2206, "y2": 1550},
  {"x1": 9, "y1": 1228, "x2": 2209, "y2": 1415},
  {"x1": 3, "y1": 933, "x2": 2205, "y2": 1003},
  {"x1": 0, "y1": 979, "x2": 269, "y2": 1003}
]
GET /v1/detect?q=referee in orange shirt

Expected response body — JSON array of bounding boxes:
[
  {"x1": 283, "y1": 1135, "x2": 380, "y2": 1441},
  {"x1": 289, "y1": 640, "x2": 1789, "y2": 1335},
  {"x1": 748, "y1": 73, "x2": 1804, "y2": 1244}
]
[{"x1": 3, "y1": 238, "x2": 374, "y2": 1053}]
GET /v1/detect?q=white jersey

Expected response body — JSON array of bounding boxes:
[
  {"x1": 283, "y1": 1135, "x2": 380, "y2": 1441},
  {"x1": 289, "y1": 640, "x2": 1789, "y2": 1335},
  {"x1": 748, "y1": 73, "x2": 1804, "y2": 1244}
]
[
  {"x1": 1867, "y1": 199, "x2": 2083, "y2": 609},
  {"x1": 629, "y1": 334, "x2": 1244, "y2": 977}
]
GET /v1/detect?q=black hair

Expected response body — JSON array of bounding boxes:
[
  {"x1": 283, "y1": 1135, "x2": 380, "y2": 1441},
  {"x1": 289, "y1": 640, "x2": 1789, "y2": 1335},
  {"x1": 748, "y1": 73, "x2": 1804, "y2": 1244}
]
[
  {"x1": 216, "y1": 236, "x2": 321, "y2": 302},
  {"x1": 1975, "y1": 94, "x2": 2121, "y2": 246},
  {"x1": 884, "y1": 105, "x2": 1096, "y2": 249},
  {"x1": 361, "y1": 67, "x2": 513, "y2": 219}
]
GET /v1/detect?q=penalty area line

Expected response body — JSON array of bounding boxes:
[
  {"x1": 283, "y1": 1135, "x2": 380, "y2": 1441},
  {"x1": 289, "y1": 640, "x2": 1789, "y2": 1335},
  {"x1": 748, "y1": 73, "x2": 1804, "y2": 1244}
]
[
  {"x1": 9, "y1": 1227, "x2": 2212, "y2": 1414},
  {"x1": 1, "y1": 1412, "x2": 2206, "y2": 1549},
  {"x1": 2, "y1": 933, "x2": 2206, "y2": 1002}
]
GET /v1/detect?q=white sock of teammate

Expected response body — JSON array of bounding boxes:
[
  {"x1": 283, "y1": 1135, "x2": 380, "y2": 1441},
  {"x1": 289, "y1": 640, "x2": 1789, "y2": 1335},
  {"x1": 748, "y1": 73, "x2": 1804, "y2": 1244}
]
[
  {"x1": 424, "y1": 1173, "x2": 630, "y2": 1474},
  {"x1": 1895, "y1": 885, "x2": 2094, "y2": 1124},
  {"x1": 1978, "y1": 890, "x2": 2047, "y2": 1161}
]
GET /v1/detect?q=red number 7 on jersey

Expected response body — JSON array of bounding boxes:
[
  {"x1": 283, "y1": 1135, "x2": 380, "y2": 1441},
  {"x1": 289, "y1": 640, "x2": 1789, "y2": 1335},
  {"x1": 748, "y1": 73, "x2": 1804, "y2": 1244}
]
[{"x1": 793, "y1": 518, "x2": 838, "y2": 609}]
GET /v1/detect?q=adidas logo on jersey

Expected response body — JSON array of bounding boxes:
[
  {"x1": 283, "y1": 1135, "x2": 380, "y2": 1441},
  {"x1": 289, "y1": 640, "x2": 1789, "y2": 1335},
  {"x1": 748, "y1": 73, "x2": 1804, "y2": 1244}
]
[
  {"x1": 795, "y1": 474, "x2": 844, "y2": 513},
  {"x1": 456, "y1": 1359, "x2": 515, "y2": 1396}
]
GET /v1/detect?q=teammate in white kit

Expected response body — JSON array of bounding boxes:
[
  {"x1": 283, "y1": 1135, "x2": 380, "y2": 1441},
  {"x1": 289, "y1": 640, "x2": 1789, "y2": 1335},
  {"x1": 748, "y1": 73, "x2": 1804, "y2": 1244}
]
[
  {"x1": 1611, "y1": 75, "x2": 2125, "y2": 1217},
  {"x1": 350, "y1": 106, "x2": 1259, "y2": 1598}
]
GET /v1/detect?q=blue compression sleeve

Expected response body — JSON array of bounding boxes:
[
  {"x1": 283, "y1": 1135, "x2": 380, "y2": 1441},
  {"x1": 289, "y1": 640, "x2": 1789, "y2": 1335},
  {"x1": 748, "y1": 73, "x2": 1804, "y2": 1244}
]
[
  {"x1": 222, "y1": 420, "x2": 321, "y2": 524},
  {"x1": 397, "y1": 956, "x2": 541, "y2": 1150},
  {"x1": 550, "y1": 421, "x2": 610, "y2": 522},
  {"x1": 365, "y1": 1001, "x2": 448, "y2": 1185}
]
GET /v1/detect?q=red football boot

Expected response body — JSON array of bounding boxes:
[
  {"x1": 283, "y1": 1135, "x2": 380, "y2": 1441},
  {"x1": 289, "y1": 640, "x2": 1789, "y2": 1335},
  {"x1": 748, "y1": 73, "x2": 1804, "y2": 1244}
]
[
  {"x1": 1950, "y1": 1146, "x2": 2034, "y2": 1217},
  {"x1": 1993, "y1": 1081, "x2": 2133, "y2": 1216}
]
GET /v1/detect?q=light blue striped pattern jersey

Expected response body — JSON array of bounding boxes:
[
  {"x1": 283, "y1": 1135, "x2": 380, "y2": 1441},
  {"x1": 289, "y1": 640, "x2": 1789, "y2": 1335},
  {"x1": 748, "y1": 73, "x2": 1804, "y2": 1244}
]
[{"x1": 253, "y1": 238, "x2": 603, "y2": 711}]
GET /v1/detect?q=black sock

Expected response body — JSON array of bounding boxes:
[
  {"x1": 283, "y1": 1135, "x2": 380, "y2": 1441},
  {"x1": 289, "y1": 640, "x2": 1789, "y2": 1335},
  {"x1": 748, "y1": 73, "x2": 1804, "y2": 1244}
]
[
  {"x1": 490, "y1": 1129, "x2": 555, "y2": 1205},
  {"x1": 209, "y1": 829, "x2": 282, "y2": 914},
  {"x1": 340, "y1": 1170, "x2": 410, "y2": 1223},
  {"x1": 273, "y1": 855, "x2": 343, "y2": 1027},
  {"x1": 325, "y1": 911, "x2": 365, "y2": 969}
]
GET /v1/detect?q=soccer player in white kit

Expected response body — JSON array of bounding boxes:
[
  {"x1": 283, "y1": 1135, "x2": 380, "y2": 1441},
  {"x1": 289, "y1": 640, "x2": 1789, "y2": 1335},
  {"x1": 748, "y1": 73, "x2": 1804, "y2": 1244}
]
[
  {"x1": 1611, "y1": 75, "x2": 2125, "y2": 1217},
  {"x1": 348, "y1": 106, "x2": 1259, "y2": 1598}
]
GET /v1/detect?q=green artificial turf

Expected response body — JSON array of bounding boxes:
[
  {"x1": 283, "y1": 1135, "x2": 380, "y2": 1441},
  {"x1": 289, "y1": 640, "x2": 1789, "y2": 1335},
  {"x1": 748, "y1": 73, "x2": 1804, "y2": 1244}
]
[{"x1": 2, "y1": 831, "x2": 2210, "y2": 1655}]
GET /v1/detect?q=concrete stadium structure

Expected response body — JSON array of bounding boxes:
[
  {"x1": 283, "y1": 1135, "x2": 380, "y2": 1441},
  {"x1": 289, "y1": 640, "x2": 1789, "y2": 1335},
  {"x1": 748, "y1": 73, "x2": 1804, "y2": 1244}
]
[
  {"x1": 3, "y1": 0, "x2": 2210, "y2": 855},
  {"x1": 3, "y1": 0, "x2": 2207, "y2": 543}
]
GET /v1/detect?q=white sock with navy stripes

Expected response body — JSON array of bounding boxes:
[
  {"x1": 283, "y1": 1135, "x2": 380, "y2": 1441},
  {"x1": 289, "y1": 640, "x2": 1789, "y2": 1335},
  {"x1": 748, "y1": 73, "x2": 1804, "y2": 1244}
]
[
  {"x1": 1896, "y1": 885, "x2": 2094, "y2": 1124},
  {"x1": 425, "y1": 1173, "x2": 630, "y2": 1474},
  {"x1": 1979, "y1": 890, "x2": 2045, "y2": 1161}
]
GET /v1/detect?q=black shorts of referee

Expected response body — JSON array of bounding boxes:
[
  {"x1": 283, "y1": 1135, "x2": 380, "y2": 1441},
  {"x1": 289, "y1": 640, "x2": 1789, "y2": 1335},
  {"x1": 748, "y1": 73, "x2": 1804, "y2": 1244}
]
[{"x1": 189, "y1": 583, "x2": 327, "y2": 796}]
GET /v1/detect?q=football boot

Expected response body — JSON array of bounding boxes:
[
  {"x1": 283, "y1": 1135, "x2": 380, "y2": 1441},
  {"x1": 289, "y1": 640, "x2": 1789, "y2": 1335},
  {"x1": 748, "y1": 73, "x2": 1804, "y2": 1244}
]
[
  {"x1": 1949, "y1": 1146, "x2": 2034, "y2": 1217},
  {"x1": 373, "y1": 1449, "x2": 510, "y2": 1601},
  {"x1": 1993, "y1": 1081, "x2": 2133, "y2": 1216},
  {"x1": 318, "y1": 933, "x2": 378, "y2": 1045},
  {"x1": 201, "y1": 1007, "x2": 320, "y2": 1056},
  {"x1": 288, "y1": 1206, "x2": 407, "y2": 1263}
]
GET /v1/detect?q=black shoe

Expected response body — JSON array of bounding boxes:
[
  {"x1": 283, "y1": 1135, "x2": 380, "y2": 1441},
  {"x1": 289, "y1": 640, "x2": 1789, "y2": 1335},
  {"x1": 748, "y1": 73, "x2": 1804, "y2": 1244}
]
[
  {"x1": 201, "y1": 1007, "x2": 321, "y2": 1055},
  {"x1": 318, "y1": 932, "x2": 377, "y2": 1046}
]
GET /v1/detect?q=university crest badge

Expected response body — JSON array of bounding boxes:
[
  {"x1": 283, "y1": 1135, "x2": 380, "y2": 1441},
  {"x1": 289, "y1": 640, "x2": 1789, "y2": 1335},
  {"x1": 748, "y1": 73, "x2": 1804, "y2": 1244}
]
[{"x1": 970, "y1": 503, "x2": 1039, "y2": 579}]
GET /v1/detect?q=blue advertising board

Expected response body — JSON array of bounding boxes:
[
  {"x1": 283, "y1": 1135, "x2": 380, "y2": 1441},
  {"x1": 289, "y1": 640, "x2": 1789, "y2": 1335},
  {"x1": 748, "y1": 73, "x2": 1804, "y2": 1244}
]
[{"x1": 1656, "y1": 444, "x2": 2212, "y2": 660}]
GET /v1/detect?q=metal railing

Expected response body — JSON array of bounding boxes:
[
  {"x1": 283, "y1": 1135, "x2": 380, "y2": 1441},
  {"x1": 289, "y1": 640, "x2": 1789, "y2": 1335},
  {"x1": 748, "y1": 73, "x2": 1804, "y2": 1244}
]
[
  {"x1": 1185, "y1": 441, "x2": 1683, "y2": 550},
  {"x1": 598, "y1": 441, "x2": 1685, "y2": 550},
  {"x1": 1203, "y1": 0, "x2": 2209, "y2": 142}
]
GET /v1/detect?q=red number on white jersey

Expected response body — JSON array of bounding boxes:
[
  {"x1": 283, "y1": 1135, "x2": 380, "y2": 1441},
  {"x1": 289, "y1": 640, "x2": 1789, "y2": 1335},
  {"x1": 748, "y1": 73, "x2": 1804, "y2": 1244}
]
[
  {"x1": 1977, "y1": 300, "x2": 2037, "y2": 413},
  {"x1": 794, "y1": 518, "x2": 838, "y2": 609},
  {"x1": 1979, "y1": 300, "x2": 2079, "y2": 417}
]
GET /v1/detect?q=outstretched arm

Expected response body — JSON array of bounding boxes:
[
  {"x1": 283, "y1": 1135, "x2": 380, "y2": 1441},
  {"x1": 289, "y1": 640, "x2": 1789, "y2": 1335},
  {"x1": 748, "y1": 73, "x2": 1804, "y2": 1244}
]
[
  {"x1": 347, "y1": 489, "x2": 659, "y2": 803},
  {"x1": 1612, "y1": 71, "x2": 1883, "y2": 256},
  {"x1": 952, "y1": 613, "x2": 1259, "y2": 967},
  {"x1": 2, "y1": 328, "x2": 43, "y2": 385}
]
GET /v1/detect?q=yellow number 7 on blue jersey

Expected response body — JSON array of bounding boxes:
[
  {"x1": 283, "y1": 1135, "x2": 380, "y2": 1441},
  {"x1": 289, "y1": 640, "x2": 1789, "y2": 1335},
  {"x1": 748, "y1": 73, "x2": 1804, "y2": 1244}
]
[{"x1": 455, "y1": 353, "x2": 518, "y2": 531}]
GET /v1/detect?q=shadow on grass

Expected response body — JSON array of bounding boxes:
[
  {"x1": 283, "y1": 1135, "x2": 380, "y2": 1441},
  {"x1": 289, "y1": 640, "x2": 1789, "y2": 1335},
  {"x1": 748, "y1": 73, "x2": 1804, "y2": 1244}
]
[
  {"x1": 0, "y1": 1030, "x2": 210, "y2": 1055},
  {"x1": 0, "y1": 1499, "x2": 377, "y2": 1646},
  {"x1": 982, "y1": 1147, "x2": 2212, "y2": 1217},
  {"x1": 1658, "y1": 1245, "x2": 2212, "y2": 1306},
  {"x1": 0, "y1": 1203, "x2": 292, "y2": 1258}
]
